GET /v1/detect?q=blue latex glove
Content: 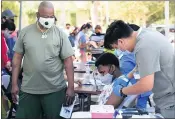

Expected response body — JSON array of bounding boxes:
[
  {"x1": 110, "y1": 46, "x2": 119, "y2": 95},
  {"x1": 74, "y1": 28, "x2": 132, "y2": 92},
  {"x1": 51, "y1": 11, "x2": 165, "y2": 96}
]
[
  {"x1": 112, "y1": 85, "x2": 123, "y2": 97},
  {"x1": 117, "y1": 75, "x2": 130, "y2": 87}
]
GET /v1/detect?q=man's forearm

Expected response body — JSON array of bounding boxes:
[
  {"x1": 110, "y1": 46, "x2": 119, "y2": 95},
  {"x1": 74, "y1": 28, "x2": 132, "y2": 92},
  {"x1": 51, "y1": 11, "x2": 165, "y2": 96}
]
[
  {"x1": 123, "y1": 74, "x2": 154, "y2": 95},
  {"x1": 12, "y1": 53, "x2": 23, "y2": 85},
  {"x1": 64, "y1": 56, "x2": 74, "y2": 88},
  {"x1": 122, "y1": 81, "x2": 151, "y2": 95}
]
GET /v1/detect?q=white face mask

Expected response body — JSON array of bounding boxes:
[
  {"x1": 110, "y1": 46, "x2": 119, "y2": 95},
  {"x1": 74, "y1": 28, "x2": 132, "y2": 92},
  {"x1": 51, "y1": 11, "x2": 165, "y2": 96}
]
[
  {"x1": 99, "y1": 73, "x2": 113, "y2": 85},
  {"x1": 39, "y1": 17, "x2": 55, "y2": 29}
]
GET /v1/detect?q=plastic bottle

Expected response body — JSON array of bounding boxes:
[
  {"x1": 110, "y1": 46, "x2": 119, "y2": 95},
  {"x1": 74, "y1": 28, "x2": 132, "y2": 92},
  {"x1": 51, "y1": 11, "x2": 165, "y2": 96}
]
[{"x1": 83, "y1": 64, "x2": 90, "y2": 84}]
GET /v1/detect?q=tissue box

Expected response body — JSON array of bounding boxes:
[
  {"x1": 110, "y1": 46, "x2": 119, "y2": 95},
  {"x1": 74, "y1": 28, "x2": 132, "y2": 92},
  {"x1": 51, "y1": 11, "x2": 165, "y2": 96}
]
[{"x1": 90, "y1": 105, "x2": 114, "y2": 118}]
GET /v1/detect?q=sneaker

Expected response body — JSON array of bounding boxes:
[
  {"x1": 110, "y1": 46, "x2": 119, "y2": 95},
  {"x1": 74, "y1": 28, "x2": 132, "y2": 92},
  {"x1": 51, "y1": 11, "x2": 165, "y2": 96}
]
[
  {"x1": 6, "y1": 110, "x2": 10, "y2": 118},
  {"x1": 6, "y1": 109, "x2": 16, "y2": 118}
]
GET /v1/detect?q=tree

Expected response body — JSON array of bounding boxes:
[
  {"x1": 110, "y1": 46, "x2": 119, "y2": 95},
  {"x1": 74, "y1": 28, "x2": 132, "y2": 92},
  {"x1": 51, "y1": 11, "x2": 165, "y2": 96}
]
[
  {"x1": 2, "y1": 1, "x2": 20, "y2": 28},
  {"x1": 169, "y1": 1, "x2": 175, "y2": 23},
  {"x1": 108, "y1": 1, "x2": 169, "y2": 26},
  {"x1": 24, "y1": 1, "x2": 39, "y2": 24}
]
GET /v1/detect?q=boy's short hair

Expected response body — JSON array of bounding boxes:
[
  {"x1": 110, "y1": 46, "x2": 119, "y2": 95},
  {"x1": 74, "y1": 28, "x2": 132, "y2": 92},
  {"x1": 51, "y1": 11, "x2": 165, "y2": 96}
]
[
  {"x1": 104, "y1": 20, "x2": 133, "y2": 49},
  {"x1": 95, "y1": 53, "x2": 119, "y2": 68},
  {"x1": 128, "y1": 24, "x2": 140, "y2": 31}
]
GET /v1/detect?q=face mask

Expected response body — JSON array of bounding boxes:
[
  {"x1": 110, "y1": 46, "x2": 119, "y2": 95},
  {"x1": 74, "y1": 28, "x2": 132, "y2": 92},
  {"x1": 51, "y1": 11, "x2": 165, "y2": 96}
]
[
  {"x1": 115, "y1": 49, "x2": 123, "y2": 57},
  {"x1": 39, "y1": 17, "x2": 55, "y2": 29},
  {"x1": 86, "y1": 30, "x2": 93, "y2": 36},
  {"x1": 4, "y1": 30, "x2": 11, "y2": 39},
  {"x1": 125, "y1": 50, "x2": 132, "y2": 54},
  {"x1": 99, "y1": 73, "x2": 113, "y2": 85}
]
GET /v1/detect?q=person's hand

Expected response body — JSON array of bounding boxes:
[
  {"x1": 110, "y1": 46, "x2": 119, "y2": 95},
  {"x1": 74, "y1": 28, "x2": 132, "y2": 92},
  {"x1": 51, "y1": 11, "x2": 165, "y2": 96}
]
[
  {"x1": 117, "y1": 75, "x2": 129, "y2": 87},
  {"x1": 11, "y1": 83, "x2": 19, "y2": 103},
  {"x1": 5, "y1": 61, "x2": 11, "y2": 71},
  {"x1": 64, "y1": 87, "x2": 75, "y2": 106},
  {"x1": 112, "y1": 85, "x2": 123, "y2": 97}
]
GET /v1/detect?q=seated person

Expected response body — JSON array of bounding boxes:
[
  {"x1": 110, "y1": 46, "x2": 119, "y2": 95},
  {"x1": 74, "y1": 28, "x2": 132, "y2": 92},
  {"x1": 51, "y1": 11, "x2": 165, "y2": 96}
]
[
  {"x1": 88, "y1": 25, "x2": 105, "y2": 49},
  {"x1": 95, "y1": 53, "x2": 151, "y2": 109},
  {"x1": 95, "y1": 53, "x2": 132, "y2": 107}
]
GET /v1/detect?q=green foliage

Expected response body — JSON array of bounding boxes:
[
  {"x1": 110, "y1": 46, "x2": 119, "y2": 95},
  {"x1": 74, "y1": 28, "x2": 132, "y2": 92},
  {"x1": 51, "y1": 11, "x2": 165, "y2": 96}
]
[
  {"x1": 24, "y1": 2, "x2": 39, "y2": 24},
  {"x1": 70, "y1": 13, "x2": 76, "y2": 26},
  {"x1": 2, "y1": 1, "x2": 174, "y2": 28},
  {"x1": 170, "y1": 1, "x2": 175, "y2": 23},
  {"x1": 108, "y1": 1, "x2": 175, "y2": 26},
  {"x1": 2, "y1": 1, "x2": 20, "y2": 27},
  {"x1": 26, "y1": 10, "x2": 37, "y2": 24}
]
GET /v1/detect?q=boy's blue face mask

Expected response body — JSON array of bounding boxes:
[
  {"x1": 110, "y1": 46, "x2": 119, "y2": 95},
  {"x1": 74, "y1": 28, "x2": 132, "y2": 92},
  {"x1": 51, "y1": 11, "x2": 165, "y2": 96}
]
[
  {"x1": 4, "y1": 30, "x2": 11, "y2": 39},
  {"x1": 115, "y1": 49, "x2": 123, "y2": 57},
  {"x1": 125, "y1": 50, "x2": 132, "y2": 54}
]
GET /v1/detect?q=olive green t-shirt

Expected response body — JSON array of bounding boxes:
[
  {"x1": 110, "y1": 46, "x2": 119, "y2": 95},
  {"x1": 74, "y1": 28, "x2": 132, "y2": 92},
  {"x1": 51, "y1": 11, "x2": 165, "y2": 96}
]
[{"x1": 14, "y1": 23, "x2": 74, "y2": 94}]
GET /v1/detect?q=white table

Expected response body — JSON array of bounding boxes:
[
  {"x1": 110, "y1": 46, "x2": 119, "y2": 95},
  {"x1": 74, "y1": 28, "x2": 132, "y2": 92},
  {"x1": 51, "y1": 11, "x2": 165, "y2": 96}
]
[
  {"x1": 71, "y1": 112, "x2": 164, "y2": 118},
  {"x1": 71, "y1": 112, "x2": 91, "y2": 118}
]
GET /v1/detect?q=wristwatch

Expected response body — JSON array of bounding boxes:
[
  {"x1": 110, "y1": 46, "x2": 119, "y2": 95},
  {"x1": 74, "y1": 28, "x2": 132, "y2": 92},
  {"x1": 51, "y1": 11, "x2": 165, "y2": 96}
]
[{"x1": 120, "y1": 88, "x2": 127, "y2": 98}]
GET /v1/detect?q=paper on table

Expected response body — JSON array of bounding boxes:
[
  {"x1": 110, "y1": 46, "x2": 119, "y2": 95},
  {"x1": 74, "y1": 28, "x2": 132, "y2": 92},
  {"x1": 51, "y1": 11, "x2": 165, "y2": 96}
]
[
  {"x1": 89, "y1": 78, "x2": 105, "y2": 86},
  {"x1": 66, "y1": 82, "x2": 79, "y2": 88}
]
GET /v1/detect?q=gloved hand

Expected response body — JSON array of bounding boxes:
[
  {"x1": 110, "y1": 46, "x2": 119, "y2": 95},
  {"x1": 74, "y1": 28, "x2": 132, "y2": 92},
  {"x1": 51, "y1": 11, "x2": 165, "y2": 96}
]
[
  {"x1": 112, "y1": 85, "x2": 123, "y2": 97},
  {"x1": 117, "y1": 75, "x2": 130, "y2": 87}
]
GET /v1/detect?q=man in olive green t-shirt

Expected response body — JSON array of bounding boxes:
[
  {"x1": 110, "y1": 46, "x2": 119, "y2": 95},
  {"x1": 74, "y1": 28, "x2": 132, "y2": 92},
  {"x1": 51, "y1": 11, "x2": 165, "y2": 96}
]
[{"x1": 11, "y1": 1, "x2": 74, "y2": 118}]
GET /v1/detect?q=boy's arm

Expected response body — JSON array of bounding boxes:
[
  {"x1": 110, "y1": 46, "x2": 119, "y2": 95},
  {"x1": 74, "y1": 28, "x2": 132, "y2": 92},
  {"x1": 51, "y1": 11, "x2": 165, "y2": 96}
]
[{"x1": 105, "y1": 92, "x2": 124, "y2": 108}]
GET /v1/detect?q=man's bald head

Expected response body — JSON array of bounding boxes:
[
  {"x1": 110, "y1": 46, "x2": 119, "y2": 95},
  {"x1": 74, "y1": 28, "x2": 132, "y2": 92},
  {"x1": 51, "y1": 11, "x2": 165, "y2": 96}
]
[
  {"x1": 38, "y1": 1, "x2": 54, "y2": 11},
  {"x1": 37, "y1": 1, "x2": 55, "y2": 19}
]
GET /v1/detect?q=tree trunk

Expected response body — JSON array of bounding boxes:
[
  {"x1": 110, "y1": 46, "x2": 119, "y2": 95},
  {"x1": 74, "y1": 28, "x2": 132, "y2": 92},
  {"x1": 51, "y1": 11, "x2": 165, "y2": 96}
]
[{"x1": 90, "y1": 1, "x2": 99, "y2": 27}]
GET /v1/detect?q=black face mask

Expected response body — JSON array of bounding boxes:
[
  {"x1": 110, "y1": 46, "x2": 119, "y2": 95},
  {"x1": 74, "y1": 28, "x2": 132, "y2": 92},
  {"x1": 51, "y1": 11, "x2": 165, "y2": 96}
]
[
  {"x1": 1, "y1": 18, "x2": 14, "y2": 25},
  {"x1": 10, "y1": 19, "x2": 14, "y2": 23},
  {"x1": 96, "y1": 32, "x2": 102, "y2": 36}
]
